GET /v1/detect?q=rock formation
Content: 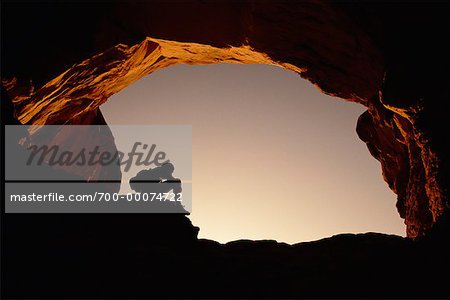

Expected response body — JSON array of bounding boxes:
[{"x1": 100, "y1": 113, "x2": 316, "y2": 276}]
[
  {"x1": 2, "y1": 0, "x2": 449, "y2": 238},
  {"x1": 2, "y1": 1, "x2": 450, "y2": 298}
]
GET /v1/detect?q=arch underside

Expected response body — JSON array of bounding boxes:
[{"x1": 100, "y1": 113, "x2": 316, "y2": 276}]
[{"x1": 2, "y1": 0, "x2": 448, "y2": 238}]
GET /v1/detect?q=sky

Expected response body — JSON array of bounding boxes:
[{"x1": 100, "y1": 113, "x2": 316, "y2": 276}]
[{"x1": 101, "y1": 63, "x2": 406, "y2": 244}]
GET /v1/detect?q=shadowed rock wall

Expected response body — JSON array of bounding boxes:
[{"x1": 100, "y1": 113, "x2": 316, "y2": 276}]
[{"x1": 2, "y1": 0, "x2": 449, "y2": 238}]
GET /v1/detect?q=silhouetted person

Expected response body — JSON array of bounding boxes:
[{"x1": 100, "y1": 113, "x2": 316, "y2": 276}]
[{"x1": 129, "y1": 162, "x2": 186, "y2": 213}]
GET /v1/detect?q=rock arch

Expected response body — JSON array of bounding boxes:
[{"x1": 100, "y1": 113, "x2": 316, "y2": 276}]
[{"x1": 2, "y1": 0, "x2": 449, "y2": 238}]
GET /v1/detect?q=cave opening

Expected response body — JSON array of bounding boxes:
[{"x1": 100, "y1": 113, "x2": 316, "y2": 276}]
[{"x1": 100, "y1": 63, "x2": 405, "y2": 243}]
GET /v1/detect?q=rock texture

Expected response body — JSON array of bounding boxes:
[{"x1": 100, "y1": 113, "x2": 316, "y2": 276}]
[
  {"x1": 2, "y1": 2, "x2": 450, "y2": 298},
  {"x1": 3, "y1": 230, "x2": 449, "y2": 298},
  {"x1": 2, "y1": 0, "x2": 449, "y2": 237},
  {"x1": 5, "y1": 38, "x2": 302, "y2": 125}
]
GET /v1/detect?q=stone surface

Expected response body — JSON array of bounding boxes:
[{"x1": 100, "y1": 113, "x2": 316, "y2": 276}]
[
  {"x1": 2, "y1": 1, "x2": 450, "y2": 298},
  {"x1": 3, "y1": 231, "x2": 449, "y2": 298},
  {"x1": 2, "y1": 0, "x2": 449, "y2": 238}
]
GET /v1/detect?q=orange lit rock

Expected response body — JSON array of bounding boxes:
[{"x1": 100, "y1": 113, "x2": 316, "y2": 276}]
[{"x1": 2, "y1": 0, "x2": 449, "y2": 238}]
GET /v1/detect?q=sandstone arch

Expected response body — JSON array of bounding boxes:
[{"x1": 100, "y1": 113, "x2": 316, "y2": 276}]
[{"x1": 2, "y1": 0, "x2": 449, "y2": 238}]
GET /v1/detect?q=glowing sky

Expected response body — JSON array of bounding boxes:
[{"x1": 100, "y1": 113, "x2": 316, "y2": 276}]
[{"x1": 101, "y1": 64, "x2": 405, "y2": 244}]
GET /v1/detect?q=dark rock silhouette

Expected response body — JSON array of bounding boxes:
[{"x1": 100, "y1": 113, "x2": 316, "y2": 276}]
[
  {"x1": 1, "y1": 101, "x2": 449, "y2": 297},
  {"x1": 129, "y1": 163, "x2": 189, "y2": 214},
  {"x1": 3, "y1": 231, "x2": 450, "y2": 298},
  {"x1": 130, "y1": 163, "x2": 181, "y2": 193},
  {"x1": 2, "y1": 0, "x2": 450, "y2": 237},
  {"x1": 2, "y1": 1, "x2": 450, "y2": 298},
  {"x1": 1, "y1": 87, "x2": 200, "y2": 298}
]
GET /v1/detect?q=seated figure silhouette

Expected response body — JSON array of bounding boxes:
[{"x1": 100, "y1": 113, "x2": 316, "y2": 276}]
[{"x1": 129, "y1": 162, "x2": 187, "y2": 213}]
